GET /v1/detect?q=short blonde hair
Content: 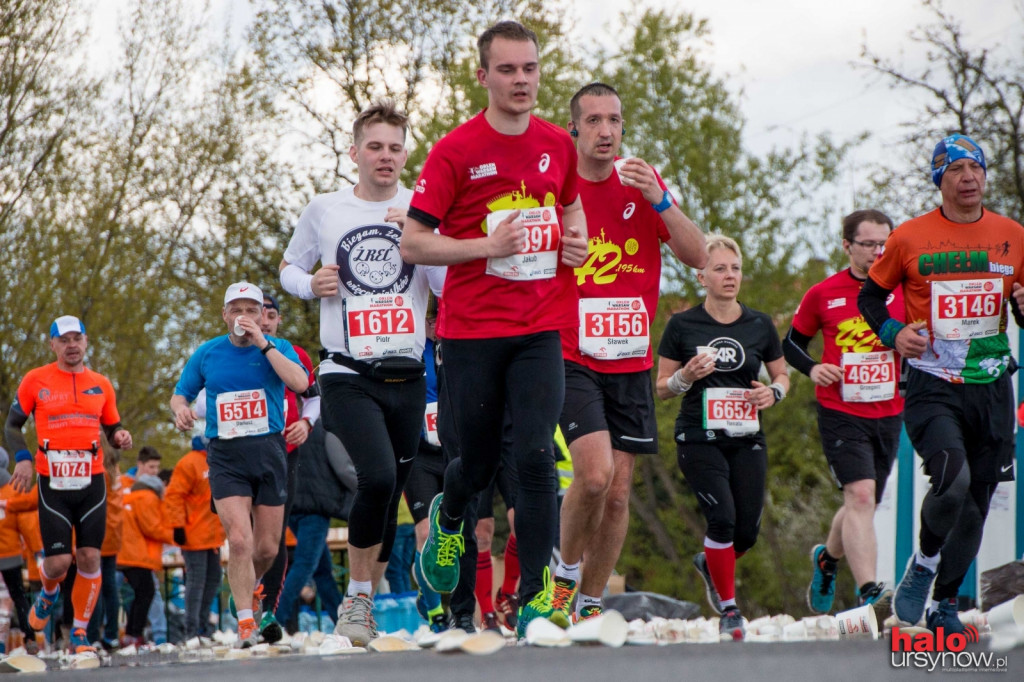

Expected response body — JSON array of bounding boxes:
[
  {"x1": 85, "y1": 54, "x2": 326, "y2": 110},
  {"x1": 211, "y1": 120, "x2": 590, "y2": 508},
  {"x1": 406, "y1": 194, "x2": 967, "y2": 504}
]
[{"x1": 704, "y1": 234, "x2": 742, "y2": 269}]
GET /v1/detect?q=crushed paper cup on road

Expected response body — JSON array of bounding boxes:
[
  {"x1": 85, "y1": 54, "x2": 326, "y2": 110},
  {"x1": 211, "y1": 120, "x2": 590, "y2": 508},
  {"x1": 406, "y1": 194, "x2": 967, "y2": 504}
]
[
  {"x1": 369, "y1": 636, "x2": 418, "y2": 653},
  {"x1": 525, "y1": 618, "x2": 571, "y2": 647},
  {"x1": 434, "y1": 629, "x2": 470, "y2": 653},
  {"x1": 836, "y1": 604, "x2": 878, "y2": 640},
  {"x1": 568, "y1": 609, "x2": 628, "y2": 647},
  {"x1": 318, "y1": 634, "x2": 359, "y2": 655},
  {"x1": 459, "y1": 630, "x2": 506, "y2": 655},
  {"x1": 986, "y1": 595, "x2": 1024, "y2": 631},
  {"x1": 782, "y1": 620, "x2": 809, "y2": 642},
  {"x1": 0, "y1": 654, "x2": 47, "y2": 673},
  {"x1": 805, "y1": 615, "x2": 839, "y2": 640},
  {"x1": 625, "y1": 618, "x2": 657, "y2": 645}
]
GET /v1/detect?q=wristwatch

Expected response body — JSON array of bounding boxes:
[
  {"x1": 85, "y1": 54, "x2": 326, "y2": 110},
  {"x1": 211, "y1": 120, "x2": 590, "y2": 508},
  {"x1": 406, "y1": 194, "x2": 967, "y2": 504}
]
[
  {"x1": 771, "y1": 385, "x2": 786, "y2": 403},
  {"x1": 652, "y1": 190, "x2": 672, "y2": 213},
  {"x1": 261, "y1": 341, "x2": 277, "y2": 355}
]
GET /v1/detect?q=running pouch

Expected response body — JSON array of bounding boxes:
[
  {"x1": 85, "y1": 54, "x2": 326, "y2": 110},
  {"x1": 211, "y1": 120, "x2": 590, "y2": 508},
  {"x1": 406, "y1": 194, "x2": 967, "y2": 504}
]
[{"x1": 321, "y1": 350, "x2": 425, "y2": 383}]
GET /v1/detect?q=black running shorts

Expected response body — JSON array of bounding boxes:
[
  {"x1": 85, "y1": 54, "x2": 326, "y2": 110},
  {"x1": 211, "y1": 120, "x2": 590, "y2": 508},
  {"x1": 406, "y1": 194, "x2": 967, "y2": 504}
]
[
  {"x1": 559, "y1": 360, "x2": 658, "y2": 455},
  {"x1": 816, "y1": 404, "x2": 902, "y2": 502},
  {"x1": 208, "y1": 433, "x2": 288, "y2": 505},
  {"x1": 903, "y1": 367, "x2": 1016, "y2": 483},
  {"x1": 38, "y1": 474, "x2": 106, "y2": 556}
]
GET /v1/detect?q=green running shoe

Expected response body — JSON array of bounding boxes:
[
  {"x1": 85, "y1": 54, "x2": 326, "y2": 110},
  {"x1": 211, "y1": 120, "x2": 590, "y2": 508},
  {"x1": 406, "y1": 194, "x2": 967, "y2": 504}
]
[{"x1": 418, "y1": 494, "x2": 464, "y2": 593}]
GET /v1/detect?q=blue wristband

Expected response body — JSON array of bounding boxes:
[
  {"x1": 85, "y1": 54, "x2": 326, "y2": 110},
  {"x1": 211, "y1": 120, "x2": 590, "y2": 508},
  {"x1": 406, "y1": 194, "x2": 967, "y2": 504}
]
[
  {"x1": 652, "y1": 190, "x2": 673, "y2": 213},
  {"x1": 14, "y1": 449, "x2": 33, "y2": 463},
  {"x1": 878, "y1": 319, "x2": 906, "y2": 349}
]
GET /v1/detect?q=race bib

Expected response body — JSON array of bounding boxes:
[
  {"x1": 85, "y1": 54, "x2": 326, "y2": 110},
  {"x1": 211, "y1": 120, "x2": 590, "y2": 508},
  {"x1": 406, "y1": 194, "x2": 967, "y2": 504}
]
[
  {"x1": 344, "y1": 294, "x2": 418, "y2": 360},
  {"x1": 841, "y1": 351, "x2": 897, "y2": 403},
  {"x1": 578, "y1": 298, "x2": 649, "y2": 360},
  {"x1": 216, "y1": 389, "x2": 269, "y2": 439},
  {"x1": 424, "y1": 401, "x2": 440, "y2": 447},
  {"x1": 931, "y1": 278, "x2": 1002, "y2": 340},
  {"x1": 48, "y1": 450, "x2": 92, "y2": 490},
  {"x1": 485, "y1": 208, "x2": 560, "y2": 281},
  {"x1": 703, "y1": 387, "x2": 759, "y2": 435}
]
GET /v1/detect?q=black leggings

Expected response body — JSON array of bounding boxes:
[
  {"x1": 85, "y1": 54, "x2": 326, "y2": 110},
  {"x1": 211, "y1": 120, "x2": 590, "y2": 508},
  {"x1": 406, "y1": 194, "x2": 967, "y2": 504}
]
[
  {"x1": 122, "y1": 567, "x2": 155, "y2": 638},
  {"x1": 1, "y1": 565, "x2": 34, "y2": 638},
  {"x1": 919, "y1": 448, "x2": 997, "y2": 600},
  {"x1": 438, "y1": 332, "x2": 563, "y2": 600},
  {"x1": 676, "y1": 439, "x2": 767, "y2": 552},
  {"x1": 320, "y1": 373, "x2": 424, "y2": 561}
]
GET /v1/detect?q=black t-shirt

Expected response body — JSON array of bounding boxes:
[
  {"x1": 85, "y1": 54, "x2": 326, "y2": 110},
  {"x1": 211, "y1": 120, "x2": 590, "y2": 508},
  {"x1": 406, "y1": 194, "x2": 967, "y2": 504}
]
[{"x1": 657, "y1": 302, "x2": 783, "y2": 442}]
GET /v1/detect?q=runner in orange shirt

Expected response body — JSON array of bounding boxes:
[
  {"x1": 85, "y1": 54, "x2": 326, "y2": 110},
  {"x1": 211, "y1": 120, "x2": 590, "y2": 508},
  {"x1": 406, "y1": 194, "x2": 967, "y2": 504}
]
[
  {"x1": 0, "y1": 448, "x2": 38, "y2": 647},
  {"x1": 4, "y1": 315, "x2": 133, "y2": 654}
]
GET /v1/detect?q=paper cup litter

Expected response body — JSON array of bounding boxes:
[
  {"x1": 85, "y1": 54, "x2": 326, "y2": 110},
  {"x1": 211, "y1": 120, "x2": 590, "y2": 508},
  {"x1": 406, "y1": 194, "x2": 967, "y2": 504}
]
[
  {"x1": 986, "y1": 595, "x2": 1024, "y2": 630},
  {"x1": 567, "y1": 610, "x2": 628, "y2": 647},
  {"x1": 525, "y1": 617, "x2": 571, "y2": 647},
  {"x1": 836, "y1": 604, "x2": 878, "y2": 640},
  {"x1": 459, "y1": 630, "x2": 506, "y2": 655},
  {"x1": 782, "y1": 620, "x2": 808, "y2": 641}
]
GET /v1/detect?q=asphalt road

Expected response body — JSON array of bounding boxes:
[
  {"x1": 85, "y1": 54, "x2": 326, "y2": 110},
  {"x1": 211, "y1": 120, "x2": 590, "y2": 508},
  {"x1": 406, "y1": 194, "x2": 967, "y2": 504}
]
[{"x1": 41, "y1": 638, "x2": 1022, "y2": 681}]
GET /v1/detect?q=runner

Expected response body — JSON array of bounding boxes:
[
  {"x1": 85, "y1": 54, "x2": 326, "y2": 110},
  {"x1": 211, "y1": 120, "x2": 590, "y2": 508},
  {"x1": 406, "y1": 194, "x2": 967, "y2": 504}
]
[
  {"x1": 256, "y1": 292, "x2": 320, "y2": 643},
  {"x1": 399, "y1": 20, "x2": 589, "y2": 637},
  {"x1": 656, "y1": 235, "x2": 789, "y2": 641},
  {"x1": 859, "y1": 134, "x2": 1023, "y2": 632},
  {"x1": 279, "y1": 100, "x2": 445, "y2": 646},
  {"x1": 784, "y1": 209, "x2": 903, "y2": 617},
  {"x1": 552, "y1": 82, "x2": 707, "y2": 623},
  {"x1": 5, "y1": 315, "x2": 133, "y2": 653},
  {"x1": 170, "y1": 282, "x2": 308, "y2": 648}
]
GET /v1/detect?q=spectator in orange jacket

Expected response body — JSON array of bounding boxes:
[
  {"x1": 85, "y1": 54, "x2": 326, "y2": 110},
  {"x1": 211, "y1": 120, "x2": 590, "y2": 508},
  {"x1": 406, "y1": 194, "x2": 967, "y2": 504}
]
[
  {"x1": 87, "y1": 449, "x2": 124, "y2": 649},
  {"x1": 165, "y1": 436, "x2": 225, "y2": 640},
  {"x1": 0, "y1": 447, "x2": 37, "y2": 644},
  {"x1": 118, "y1": 473, "x2": 173, "y2": 646}
]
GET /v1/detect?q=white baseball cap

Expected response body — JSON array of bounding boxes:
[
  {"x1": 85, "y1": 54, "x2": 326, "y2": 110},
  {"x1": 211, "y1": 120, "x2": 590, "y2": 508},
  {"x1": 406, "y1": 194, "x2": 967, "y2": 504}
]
[
  {"x1": 224, "y1": 282, "x2": 264, "y2": 306},
  {"x1": 50, "y1": 315, "x2": 86, "y2": 338}
]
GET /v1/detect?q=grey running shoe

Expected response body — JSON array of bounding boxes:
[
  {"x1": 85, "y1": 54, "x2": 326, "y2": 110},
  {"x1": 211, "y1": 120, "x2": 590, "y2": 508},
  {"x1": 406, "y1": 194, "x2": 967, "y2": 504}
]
[
  {"x1": 719, "y1": 607, "x2": 746, "y2": 641},
  {"x1": 893, "y1": 556, "x2": 937, "y2": 625},
  {"x1": 449, "y1": 611, "x2": 476, "y2": 633},
  {"x1": 693, "y1": 552, "x2": 723, "y2": 615},
  {"x1": 335, "y1": 594, "x2": 377, "y2": 646}
]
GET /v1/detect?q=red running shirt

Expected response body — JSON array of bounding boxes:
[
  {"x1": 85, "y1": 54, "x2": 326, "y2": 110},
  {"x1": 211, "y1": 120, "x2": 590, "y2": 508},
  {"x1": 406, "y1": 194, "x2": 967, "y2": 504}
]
[
  {"x1": 409, "y1": 111, "x2": 580, "y2": 339},
  {"x1": 560, "y1": 163, "x2": 671, "y2": 373},
  {"x1": 791, "y1": 268, "x2": 905, "y2": 418}
]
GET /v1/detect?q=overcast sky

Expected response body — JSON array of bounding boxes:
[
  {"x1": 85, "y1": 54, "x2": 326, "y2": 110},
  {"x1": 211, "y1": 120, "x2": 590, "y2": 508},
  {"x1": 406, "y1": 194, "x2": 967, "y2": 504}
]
[
  {"x1": 576, "y1": 0, "x2": 1023, "y2": 162},
  {"x1": 90, "y1": 0, "x2": 1022, "y2": 171}
]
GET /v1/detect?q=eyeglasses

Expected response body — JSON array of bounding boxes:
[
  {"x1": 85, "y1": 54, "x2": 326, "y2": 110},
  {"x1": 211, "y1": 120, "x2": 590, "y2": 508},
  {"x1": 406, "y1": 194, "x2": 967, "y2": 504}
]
[{"x1": 851, "y1": 240, "x2": 887, "y2": 250}]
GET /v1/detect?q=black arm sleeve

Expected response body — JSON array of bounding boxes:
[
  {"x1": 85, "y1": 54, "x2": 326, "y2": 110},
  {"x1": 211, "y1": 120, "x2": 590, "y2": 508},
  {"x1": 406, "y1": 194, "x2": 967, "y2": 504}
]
[
  {"x1": 102, "y1": 421, "x2": 124, "y2": 442},
  {"x1": 857, "y1": 277, "x2": 894, "y2": 336},
  {"x1": 407, "y1": 206, "x2": 441, "y2": 230},
  {"x1": 782, "y1": 326, "x2": 818, "y2": 377},
  {"x1": 4, "y1": 403, "x2": 30, "y2": 453}
]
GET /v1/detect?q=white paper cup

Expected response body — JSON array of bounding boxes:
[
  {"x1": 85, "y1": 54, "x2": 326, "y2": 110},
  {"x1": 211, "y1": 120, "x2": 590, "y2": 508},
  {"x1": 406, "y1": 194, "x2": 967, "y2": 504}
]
[
  {"x1": 233, "y1": 321, "x2": 245, "y2": 336},
  {"x1": 836, "y1": 604, "x2": 878, "y2": 640},
  {"x1": 697, "y1": 345, "x2": 717, "y2": 359},
  {"x1": 567, "y1": 609, "x2": 628, "y2": 647},
  {"x1": 782, "y1": 620, "x2": 808, "y2": 641},
  {"x1": 803, "y1": 615, "x2": 840, "y2": 640},
  {"x1": 525, "y1": 617, "x2": 571, "y2": 647},
  {"x1": 614, "y1": 158, "x2": 630, "y2": 184},
  {"x1": 986, "y1": 595, "x2": 1024, "y2": 630}
]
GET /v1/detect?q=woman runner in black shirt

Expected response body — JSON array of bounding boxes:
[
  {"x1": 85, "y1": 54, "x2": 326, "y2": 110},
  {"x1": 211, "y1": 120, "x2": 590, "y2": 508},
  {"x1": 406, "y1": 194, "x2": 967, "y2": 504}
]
[{"x1": 656, "y1": 234, "x2": 789, "y2": 641}]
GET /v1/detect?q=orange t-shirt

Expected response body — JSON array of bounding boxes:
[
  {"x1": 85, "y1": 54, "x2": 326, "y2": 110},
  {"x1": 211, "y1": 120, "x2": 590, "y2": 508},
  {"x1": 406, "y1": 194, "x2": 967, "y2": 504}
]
[
  {"x1": 15, "y1": 362, "x2": 121, "y2": 475},
  {"x1": 868, "y1": 207, "x2": 1024, "y2": 383}
]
